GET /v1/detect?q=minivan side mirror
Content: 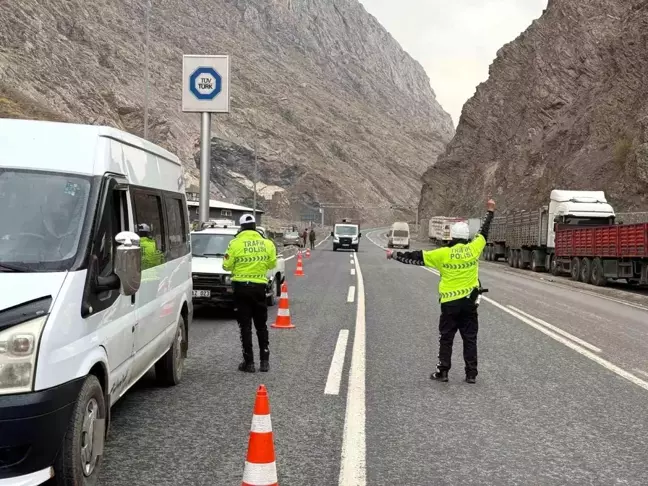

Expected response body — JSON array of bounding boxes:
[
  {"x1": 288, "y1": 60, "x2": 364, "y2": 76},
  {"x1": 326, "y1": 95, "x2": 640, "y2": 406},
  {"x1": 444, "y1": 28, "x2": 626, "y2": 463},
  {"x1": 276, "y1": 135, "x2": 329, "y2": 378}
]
[
  {"x1": 330, "y1": 231, "x2": 334, "y2": 237},
  {"x1": 359, "y1": 232, "x2": 362, "y2": 238},
  {"x1": 114, "y1": 231, "x2": 142, "y2": 296}
]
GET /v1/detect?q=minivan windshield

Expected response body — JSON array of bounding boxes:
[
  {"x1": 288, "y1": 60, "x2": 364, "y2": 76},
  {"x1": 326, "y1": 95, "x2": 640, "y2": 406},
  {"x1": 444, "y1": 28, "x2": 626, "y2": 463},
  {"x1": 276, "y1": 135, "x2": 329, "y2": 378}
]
[
  {"x1": 0, "y1": 170, "x2": 92, "y2": 272},
  {"x1": 191, "y1": 233, "x2": 234, "y2": 257},
  {"x1": 335, "y1": 225, "x2": 359, "y2": 236},
  {"x1": 393, "y1": 230, "x2": 409, "y2": 238}
]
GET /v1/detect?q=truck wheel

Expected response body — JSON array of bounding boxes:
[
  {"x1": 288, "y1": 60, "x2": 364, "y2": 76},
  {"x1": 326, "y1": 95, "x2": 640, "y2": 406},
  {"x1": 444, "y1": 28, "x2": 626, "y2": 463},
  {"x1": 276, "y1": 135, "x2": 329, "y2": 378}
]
[
  {"x1": 54, "y1": 375, "x2": 106, "y2": 486},
  {"x1": 531, "y1": 251, "x2": 541, "y2": 272},
  {"x1": 580, "y1": 258, "x2": 592, "y2": 283},
  {"x1": 519, "y1": 251, "x2": 529, "y2": 270},
  {"x1": 591, "y1": 258, "x2": 606, "y2": 286},
  {"x1": 551, "y1": 255, "x2": 560, "y2": 276},
  {"x1": 485, "y1": 247, "x2": 491, "y2": 261},
  {"x1": 508, "y1": 252, "x2": 515, "y2": 267},
  {"x1": 570, "y1": 258, "x2": 581, "y2": 281},
  {"x1": 155, "y1": 315, "x2": 186, "y2": 386},
  {"x1": 514, "y1": 251, "x2": 522, "y2": 269}
]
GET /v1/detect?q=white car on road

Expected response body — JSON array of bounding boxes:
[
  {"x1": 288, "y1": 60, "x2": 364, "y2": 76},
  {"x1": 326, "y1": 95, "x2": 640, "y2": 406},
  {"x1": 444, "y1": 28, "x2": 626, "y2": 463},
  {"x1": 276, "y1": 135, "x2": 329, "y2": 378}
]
[{"x1": 190, "y1": 223, "x2": 285, "y2": 308}]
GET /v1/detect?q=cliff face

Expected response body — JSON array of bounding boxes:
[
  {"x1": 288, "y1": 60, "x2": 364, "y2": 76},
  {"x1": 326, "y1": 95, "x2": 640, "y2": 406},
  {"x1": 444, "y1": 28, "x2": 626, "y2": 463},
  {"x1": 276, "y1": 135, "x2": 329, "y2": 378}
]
[
  {"x1": 419, "y1": 0, "x2": 648, "y2": 221},
  {"x1": 0, "y1": 0, "x2": 453, "y2": 221}
]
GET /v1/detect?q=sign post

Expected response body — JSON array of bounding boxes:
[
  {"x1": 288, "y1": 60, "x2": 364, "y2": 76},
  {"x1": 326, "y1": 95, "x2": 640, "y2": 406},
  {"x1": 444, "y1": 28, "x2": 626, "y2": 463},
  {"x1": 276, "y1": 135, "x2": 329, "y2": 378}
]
[{"x1": 182, "y1": 54, "x2": 230, "y2": 223}]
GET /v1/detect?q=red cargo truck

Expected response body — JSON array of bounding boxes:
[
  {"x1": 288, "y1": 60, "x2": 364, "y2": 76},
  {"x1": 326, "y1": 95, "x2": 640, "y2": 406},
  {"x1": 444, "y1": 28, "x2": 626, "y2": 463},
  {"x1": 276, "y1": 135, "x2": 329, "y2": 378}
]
[{"x1": 554, "y1": 223, "x2": 648, "y2": 286}]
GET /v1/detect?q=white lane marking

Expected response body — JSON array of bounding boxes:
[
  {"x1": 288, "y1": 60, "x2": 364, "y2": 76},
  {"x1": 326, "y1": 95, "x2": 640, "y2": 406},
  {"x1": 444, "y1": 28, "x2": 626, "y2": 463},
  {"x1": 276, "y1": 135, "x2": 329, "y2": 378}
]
[
  {"x1": 324, "y1": 330, "x2": 350, "y2": 395},
  {"x1": 283, "y1": 235, "x2": 330, "y2": 261},
  {"x1": 507, "y1": 305, "x2": 602, "y2": 353},
  {"x1": 347, "y1": 286, "x2": 356, "y2": 303},
  {"x1": 484, "y1": 296, "x2": 648, "y2": 392},
  {"x1": 351, "y1": 269, "x2": 356, "y2": 276},
  {"x1": 366, "y1": 229, "x2": 389, "y2": 250},
  {"x1": 423, "y1": 267, "x2": 440, "y2": 276},
  {"x1": 633, "y1": 368, "x2": 648, "y2": 379},
  {"x1": 339, "y1": 256, "x2": 366, "y2": 485}
]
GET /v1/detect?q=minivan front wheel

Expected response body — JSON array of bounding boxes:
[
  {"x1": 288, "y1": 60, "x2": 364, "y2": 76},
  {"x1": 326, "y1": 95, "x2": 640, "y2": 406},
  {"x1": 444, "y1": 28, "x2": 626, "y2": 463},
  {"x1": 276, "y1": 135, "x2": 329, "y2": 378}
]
[
  {"x1": 155, "y1": 315, "x2": 186, "y2": 386},
  {"x1": 55, "y1": 375, "x2": 105, "y2": 486}
]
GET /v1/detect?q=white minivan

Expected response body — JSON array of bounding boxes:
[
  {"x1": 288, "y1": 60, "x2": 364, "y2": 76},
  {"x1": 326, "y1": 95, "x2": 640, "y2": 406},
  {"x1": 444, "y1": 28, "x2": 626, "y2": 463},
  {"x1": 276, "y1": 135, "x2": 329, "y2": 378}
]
[
  {"x1": 0, "y1": 119, "x2": 192, "y2": 485},
  {"x1": 387, "y1": 222, "x2": 411, "y2": 249}
]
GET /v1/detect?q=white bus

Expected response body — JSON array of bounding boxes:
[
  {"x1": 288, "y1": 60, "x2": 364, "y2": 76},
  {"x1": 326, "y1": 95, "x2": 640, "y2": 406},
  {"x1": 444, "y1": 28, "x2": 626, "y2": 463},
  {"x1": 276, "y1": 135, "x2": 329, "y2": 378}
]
[{"x1": 0, "y1": 119, "x2": 192, "y2": 485}]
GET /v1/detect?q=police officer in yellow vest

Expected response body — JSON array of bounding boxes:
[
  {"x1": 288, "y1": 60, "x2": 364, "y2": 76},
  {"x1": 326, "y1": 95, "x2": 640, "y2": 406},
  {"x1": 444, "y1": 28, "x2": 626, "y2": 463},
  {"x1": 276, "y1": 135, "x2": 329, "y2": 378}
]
[
  {"x1": 138, "y1": 224, "x2": 164, "y2": 273},
  {"x1": 387, "y1": 199, "x2": 496, "y2": 384},
  {"x1": 223, "y1": 214, "x2": 277, "y2": 373}
]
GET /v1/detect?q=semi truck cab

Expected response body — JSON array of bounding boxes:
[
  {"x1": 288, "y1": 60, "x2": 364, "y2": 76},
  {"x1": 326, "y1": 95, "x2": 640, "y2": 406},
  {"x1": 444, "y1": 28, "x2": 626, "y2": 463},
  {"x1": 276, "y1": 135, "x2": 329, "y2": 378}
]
[{"x1": 548, "y1": 190, "x2": 616, "y2": 247}]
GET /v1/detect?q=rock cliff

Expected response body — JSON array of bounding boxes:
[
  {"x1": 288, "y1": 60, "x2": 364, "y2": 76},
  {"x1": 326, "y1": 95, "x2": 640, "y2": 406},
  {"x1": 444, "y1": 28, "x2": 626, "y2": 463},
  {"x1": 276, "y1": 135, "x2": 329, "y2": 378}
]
[
  {"x1": 0, "y1": 0, "x2": 454, "y2": 222},
  {"x1": 419, "y1": 0, "x2": 648, "y2": 221}
]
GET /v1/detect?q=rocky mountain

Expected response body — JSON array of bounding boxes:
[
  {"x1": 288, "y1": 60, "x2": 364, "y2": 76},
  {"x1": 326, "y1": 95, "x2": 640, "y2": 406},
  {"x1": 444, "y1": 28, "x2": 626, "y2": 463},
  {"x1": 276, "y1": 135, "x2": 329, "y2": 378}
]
[
  {"x1": 419, "y1": 0, "x2": 648, "y2": 222},
  {"x1": 0, "y1": 0, "x2": 454, "y2": 223}
]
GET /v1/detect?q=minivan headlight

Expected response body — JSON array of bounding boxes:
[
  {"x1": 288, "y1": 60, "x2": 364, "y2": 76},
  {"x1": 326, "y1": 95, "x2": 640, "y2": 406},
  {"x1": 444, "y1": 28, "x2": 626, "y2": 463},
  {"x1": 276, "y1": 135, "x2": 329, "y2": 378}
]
[
  {"x1": 0, "y1": 316, "x2": 47, "y2": 395},
  {"x1": 224, "y1": 275, "x2": 232, "y2": 285}
]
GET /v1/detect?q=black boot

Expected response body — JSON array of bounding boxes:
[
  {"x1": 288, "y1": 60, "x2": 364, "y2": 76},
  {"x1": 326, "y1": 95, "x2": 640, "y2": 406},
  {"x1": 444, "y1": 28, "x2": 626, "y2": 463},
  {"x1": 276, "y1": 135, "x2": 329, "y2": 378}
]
[
  {"x1": 430, "y1": 370, "x2": 449, "y2": 382},
  {"x1": 260, "y1": 360, "x2": 270, "y2": 372},
  {"x1": 465, "y1": 375, "x2": 476, "y2": 384},
  {"x1": 238, "y1": 361, "x2": 255, "y2": 373}
]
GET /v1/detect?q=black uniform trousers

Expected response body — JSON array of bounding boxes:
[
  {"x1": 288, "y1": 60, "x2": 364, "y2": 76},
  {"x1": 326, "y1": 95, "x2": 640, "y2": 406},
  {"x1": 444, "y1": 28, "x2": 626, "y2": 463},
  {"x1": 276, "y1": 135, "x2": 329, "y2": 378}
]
[
  {"x1": 437, "y1": 296, "x2": 479, "y2": 377},
  {"x1": 232, "y1": 281, "x2": 269, "y2": 364}
]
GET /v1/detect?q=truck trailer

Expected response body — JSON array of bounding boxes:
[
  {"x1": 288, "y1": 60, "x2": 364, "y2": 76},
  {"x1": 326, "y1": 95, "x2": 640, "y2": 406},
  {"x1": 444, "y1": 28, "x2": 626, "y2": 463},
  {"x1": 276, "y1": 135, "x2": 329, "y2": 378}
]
[
  {"x1": 428, "y1": 216, "x2": 466, "y2": 245},
  {"x1": 554, "y1": 223, "x2": 648, "y2": 285},
  {"x1": 484, "y1": 190, "x2": 616, "y2": 273}
]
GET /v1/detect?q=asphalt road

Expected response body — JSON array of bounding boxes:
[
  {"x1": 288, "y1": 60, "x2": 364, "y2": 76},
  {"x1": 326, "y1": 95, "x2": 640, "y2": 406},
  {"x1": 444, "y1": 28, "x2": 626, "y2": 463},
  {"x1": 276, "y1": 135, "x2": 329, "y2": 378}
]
[{"x1": 98, "y1": 230, "x2": 648, "y2": 486}]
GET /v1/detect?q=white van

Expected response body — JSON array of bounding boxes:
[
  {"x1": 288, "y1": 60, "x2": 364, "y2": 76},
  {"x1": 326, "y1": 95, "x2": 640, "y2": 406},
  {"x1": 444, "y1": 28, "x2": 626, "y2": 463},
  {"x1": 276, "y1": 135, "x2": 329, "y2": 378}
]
[
  {"x1": 0, "y1": 120, "x2": 192, "y2": 485},
  {"x1": 387, "y1": 222, "x2": 411, "y2": 249}
]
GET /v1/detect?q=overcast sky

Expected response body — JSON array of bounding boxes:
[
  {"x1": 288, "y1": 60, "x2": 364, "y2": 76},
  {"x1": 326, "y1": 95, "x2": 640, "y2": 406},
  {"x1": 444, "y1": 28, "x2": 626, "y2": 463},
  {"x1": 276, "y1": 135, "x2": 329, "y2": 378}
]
[{"x1": 359, "y1": 0, "x2": 548, "y2": 126}]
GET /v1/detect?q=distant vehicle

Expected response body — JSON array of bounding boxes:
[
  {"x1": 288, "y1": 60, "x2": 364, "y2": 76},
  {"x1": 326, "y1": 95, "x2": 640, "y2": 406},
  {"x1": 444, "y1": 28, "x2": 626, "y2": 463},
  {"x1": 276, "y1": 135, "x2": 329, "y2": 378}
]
[
  {"x1": 387, "y1": 222, "x2": 410, "y2": 249},
  {"x1": 191, "y1": 224, "x2": 285, "y2": 308},
  {"x1": 282, "y1": 231, "x2": 303, "y2": 247},
  {"x1": 0, "y1": 119, "x2": 192, "y2": 485},
  {"x1": 428, "y1": 216, "x2": 466, "y2": 245},
  {"x1": 332, "y1": 219, "x2": 361, "y2": 252},
  {"x1": 484, "y1": 190, "x2": 616, "y2": 273}
]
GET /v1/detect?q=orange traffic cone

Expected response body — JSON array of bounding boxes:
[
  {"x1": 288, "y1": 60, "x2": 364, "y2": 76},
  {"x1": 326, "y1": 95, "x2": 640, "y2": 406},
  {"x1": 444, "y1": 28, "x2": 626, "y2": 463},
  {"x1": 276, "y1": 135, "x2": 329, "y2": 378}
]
[
  {"x1": 305, "y1": 248, "x2": 311, "y2": 258},
  {"x1": 294, "y1": 253, "x2": 305, "y2": 277},
  {"x1": 242, "y1": 385, "x2": 278, "y2": 486},
  {"x1": 271, "y1": 282, "x2": 294, "y2": 329}
]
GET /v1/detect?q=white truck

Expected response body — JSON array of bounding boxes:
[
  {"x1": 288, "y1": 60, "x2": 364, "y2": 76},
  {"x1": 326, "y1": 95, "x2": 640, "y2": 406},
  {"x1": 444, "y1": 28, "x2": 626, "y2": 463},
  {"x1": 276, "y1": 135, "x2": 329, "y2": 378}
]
[
  {"x1": 428, "y1": 216, "x2": 467, "y2": 245},
  {"x1": 484, "y1": 189, "x2": 616, "y2": 272}
]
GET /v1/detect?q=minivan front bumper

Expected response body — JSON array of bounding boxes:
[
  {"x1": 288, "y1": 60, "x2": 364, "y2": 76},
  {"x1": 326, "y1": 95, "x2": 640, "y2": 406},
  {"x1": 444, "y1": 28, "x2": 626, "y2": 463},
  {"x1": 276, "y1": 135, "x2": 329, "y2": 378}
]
[{"x1": 0, "y1": 378, "x2": 84, "y2": 481}]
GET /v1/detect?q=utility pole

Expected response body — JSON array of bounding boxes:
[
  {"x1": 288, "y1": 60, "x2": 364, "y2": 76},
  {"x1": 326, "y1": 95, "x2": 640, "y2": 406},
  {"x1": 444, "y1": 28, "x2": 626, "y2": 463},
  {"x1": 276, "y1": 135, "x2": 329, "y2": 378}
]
[
  {"x1": 253, "y1": 138, "x2": 258, "y2": 219},
  {"x1": 143, "y1": 0, "x2": 151, "y2": 139}
]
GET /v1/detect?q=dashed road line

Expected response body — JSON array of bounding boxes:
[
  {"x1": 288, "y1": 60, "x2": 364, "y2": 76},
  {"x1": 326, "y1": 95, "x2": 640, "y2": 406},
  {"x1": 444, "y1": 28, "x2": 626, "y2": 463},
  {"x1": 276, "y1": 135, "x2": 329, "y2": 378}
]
[
  {"x1": 324, "y1": 330, "x2": 350, "y2": 395},
  {"x1": 339, "y1": 256, "x2": 366, "y2": 485},
  {"x1": 347, "y1": 286, "x2": 356, "y2": 303},
  {"x1": 351, "y1": 269, "x2": 356, "y2": 276}
]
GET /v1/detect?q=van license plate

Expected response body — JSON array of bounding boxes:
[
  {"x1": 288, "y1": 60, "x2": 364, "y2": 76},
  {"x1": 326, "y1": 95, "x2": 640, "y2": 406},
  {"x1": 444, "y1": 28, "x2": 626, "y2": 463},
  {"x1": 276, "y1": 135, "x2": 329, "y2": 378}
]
[{"x1": 192, "y1": 290, "x2": 211, "y2": 298}]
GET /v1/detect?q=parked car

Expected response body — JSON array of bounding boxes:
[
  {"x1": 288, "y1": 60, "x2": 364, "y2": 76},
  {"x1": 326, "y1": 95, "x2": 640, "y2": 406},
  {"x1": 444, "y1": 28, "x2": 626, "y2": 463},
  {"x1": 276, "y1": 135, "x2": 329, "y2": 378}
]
[
  {"x1": 191, "y1": 223, "x2": 286, "y2": 308},
  {"x1": 282, "y1": 231, "x2": 303, "y2": 247}
]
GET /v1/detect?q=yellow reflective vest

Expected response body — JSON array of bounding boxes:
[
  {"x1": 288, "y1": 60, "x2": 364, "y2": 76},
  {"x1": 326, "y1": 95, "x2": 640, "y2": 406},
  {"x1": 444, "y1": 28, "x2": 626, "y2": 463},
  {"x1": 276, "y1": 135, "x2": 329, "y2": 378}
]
[{"x1": 223, "y1": 230, "x2": 277, "y2": 284}]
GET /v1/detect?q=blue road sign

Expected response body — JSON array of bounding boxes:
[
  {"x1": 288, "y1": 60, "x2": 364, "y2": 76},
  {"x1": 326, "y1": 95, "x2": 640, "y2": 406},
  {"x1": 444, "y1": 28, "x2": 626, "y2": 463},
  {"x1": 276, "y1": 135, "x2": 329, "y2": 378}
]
[{"x1": 189, "y1": 67, "x2": 222, "y2": 100}]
